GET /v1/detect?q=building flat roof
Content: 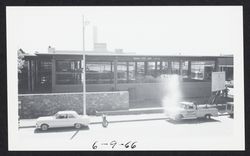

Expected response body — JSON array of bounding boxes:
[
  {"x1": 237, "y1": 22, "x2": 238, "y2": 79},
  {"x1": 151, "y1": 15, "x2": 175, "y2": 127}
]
[{"x1": 34, "y1": 51, "x2": 233, "y2": 58}]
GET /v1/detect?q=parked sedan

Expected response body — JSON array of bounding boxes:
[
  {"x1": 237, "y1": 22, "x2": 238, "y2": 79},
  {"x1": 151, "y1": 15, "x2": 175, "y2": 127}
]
[{"x1": 36, "y1": 111, "x2": 90, "y2": 131}]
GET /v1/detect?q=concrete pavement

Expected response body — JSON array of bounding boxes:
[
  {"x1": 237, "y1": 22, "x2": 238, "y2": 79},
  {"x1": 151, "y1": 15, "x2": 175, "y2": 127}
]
[
  {"x1": 15, "y1": 116, "x2": 236, "y2": 150},
  {"x1": 19, "y1": 106, "x2": 230, "y2": 128},
  {"x1": 19, "y1": 107, "x2": 166, "y2": 128}
]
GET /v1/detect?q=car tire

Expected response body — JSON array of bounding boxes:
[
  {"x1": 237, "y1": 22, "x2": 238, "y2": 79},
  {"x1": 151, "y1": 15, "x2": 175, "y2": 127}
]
[
  {"x1": 175, "y1": 114, "x2": 183, "y2": 121},
  {"x1": 204, "y1": 114, "x2": 211, "y2": 120},
  {"x1": 41, "y1": 124, "x2": 49, "y2": 131},
  {"x1": 74, "y1": 123, "x2": 82, "y2": 129}
]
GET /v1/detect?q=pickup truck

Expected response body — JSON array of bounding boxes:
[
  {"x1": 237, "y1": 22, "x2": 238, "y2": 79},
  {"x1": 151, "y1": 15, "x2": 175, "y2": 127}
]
[{"x1": 165, "y1": 101, "x2": 219, "y2": 121}]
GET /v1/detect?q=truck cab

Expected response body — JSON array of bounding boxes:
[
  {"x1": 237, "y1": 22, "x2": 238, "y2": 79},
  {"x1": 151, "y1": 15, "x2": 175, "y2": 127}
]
[{"x1": 166, "y1": 102, "x2": 219, "y2": 121}]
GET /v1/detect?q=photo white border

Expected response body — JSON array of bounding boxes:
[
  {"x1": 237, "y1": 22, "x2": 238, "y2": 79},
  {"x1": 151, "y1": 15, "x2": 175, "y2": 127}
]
[{"x1": 6, "y1": 6, "x2": 245, "y2": 151}]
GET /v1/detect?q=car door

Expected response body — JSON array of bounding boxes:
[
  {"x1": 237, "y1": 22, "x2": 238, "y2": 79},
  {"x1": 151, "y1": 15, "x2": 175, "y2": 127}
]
[
  {"x1": 185, "y1": 105, "x2": 196, "y2": 118},
  {"x1": 67, "y1": 114, "x2": 78, "y2": 127},
  {"x1": 54, "y1": 114, "x2": 68, "y2": 127}
]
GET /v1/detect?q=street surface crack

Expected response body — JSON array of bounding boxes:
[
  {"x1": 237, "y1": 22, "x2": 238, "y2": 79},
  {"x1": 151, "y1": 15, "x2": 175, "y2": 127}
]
[{"x1": 70, "y1": 130, "x2": 79, "y2": 140}]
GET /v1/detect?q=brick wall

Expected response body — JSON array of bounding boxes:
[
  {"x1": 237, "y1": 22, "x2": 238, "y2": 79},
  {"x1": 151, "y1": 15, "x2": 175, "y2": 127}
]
[{"x1": 18, "y1": 91, "x2": 129, "y2": 119}]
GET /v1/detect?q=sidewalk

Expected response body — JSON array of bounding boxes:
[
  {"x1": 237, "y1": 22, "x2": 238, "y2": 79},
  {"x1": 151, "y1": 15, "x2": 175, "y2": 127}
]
[
  {"x1": 19, "y1": 107, "x2": 166, "y2": 128},
  {"x1": 19, "y1": 111, "x2": 230, "y2": 129},
  {"x1": 19, "y1": 112, "x2": 168, "y2": 128}
]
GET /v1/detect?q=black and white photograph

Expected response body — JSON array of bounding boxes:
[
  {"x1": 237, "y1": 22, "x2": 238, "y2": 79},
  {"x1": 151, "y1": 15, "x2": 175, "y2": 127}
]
[{"x1": 6, "y1": 6, "x2": 244, "y2": 150}]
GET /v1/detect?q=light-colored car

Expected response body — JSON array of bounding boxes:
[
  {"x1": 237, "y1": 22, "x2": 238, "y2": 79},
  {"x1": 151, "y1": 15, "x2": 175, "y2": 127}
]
[
  {"x1": 165, "y1": 102, "x2": 219, "y2": 121},
  {"x1": 36, "y1": 111, "x2": 90, "y2": 131}
]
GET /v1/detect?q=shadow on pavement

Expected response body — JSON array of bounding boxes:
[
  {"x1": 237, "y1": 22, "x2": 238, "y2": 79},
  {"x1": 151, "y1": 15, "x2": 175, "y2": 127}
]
[
  {"x1": 34, "y1": 126, "x2": 90, "y2": 133},
  {"x1": 166, "y1": 118, "x2": 221, "y2": 124}
]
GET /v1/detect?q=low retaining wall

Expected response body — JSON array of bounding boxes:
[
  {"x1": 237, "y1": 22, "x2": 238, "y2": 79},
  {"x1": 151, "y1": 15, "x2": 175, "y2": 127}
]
[
  {"x1": 52, "y1": 82, "x2": 212, "y2": 101},
  {"x1": 18, "y1": 91, "x2": 129, "y2": 119}
]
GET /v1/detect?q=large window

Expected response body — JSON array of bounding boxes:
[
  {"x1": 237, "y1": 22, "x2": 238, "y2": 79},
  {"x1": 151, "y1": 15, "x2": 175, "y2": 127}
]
[
  {"x1": 181, "y1": 61, "x2": 188, "y2": 78},
  {"x1": 220, "y1": 66, "x2": 233, "y2": 81},
  {"x1": 128, "y1": 62, "x2": 136, "y2": 82},
  {"x1": 191, "y1": 61, "x2": 214, "y2": 81},
  {"x1": 40, "y1": 60, "x2": 52, "y2": 71},
  {"x1": 155, "y1": 61, "x2": 161, "y2": 76},
  {"x1": 135, "y1": 62, "x2": 145, "y2": 83},
  {"x1": 55, "y1": 60, "x2": 82, "y2": 85},
  {"x1": 56, "y1": 73, "x2": 82, "y2": 84},
  {"x1": 117, "y1": 62, "x2": 127, "y2": 83},
  {"x1": 147, "y1": 62, "x2": 156, "y2": 77},
  {"x1": 37, "y1": 60, "x2": 52, "y2": 90},
  {"x1": 204, "y1": 61, "x2": 215, "y2": 80},
  {"x1": 136, "y1": 62, "x2": 145, "y2": 76},
  {"x1": 56, "y1": 60, "x2": 81, "y2": 72},
  {"x1": 191, "y1": 61, "x2": 204, "y2": 80},
  {"x1": 18, "y1": 61, "x2": 29, "y2": 92},
  {"x1": 86, "y1": 62, "x2": 113, "y2": 84},
  {"x1": 171, "y1": 61, "x2": 180, "y2": 74},
  {"x1": 162, "y1": 61, "x2": 169, "y2": 74}
]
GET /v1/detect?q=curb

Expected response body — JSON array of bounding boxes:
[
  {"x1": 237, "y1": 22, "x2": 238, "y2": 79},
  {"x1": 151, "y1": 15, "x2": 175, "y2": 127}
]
[
  {"x1": 90, "y1": 117, "x2": 169, "y2": 125},
  {"x1": 96, "y1": 108, "x2": 164, "y2": 116},
  {"x1": 19, "y1": 126, "x2": 36, "y2": 129}
]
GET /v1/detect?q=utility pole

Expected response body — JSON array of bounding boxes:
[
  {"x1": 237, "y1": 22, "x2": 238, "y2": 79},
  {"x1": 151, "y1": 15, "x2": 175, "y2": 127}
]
[{"x1": 82, "y1": 15, "x2": 87, "y2": 115}]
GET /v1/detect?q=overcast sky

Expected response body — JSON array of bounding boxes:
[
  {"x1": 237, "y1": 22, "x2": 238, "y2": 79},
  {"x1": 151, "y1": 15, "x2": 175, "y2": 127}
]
[{"x1": 7, "y1": 6, "x2": 243, "y2": 55}]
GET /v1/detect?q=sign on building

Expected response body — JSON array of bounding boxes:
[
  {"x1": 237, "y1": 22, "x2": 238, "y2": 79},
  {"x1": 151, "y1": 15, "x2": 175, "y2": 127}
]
[{"x1": 212, "y1": 72, "x2": 226, "y2": 92}]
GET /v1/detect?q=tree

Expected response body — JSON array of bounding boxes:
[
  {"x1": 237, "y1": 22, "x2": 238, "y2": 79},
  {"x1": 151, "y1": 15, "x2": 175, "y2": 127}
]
[{"x1": 18, "y1": 49, "x2": 25, "y2": 73}]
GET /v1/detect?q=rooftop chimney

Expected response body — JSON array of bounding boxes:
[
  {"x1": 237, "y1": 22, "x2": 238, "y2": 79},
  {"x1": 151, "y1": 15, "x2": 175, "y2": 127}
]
[
  {"x1": 115, "y1": 49, "x2": 124, "y2": 54},
  {"x1": 48, "y1": 46, "x2": 55, "y2": 53}
]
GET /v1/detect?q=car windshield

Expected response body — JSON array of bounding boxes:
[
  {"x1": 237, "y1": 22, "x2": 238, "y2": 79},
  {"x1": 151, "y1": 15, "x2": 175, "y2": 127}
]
[
  {"x1": 179, "y1": 104, "x2": 187, "y2": 109},
  {"x1": 179, "y1": 104, "x2": 194, "y2": 109},
  {"x1": 189, "y1": 106, "x2": 194, "y2": 109}
]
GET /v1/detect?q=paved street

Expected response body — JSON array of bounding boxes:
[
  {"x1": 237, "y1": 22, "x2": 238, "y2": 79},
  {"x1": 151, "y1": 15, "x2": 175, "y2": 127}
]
[{"x1": 15, "y1": 115, "x2": 234, "y2": 150}]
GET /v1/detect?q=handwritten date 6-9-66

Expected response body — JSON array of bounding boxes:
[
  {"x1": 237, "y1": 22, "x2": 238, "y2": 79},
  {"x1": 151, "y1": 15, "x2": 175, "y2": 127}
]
[{"x1": 92, "y1": 140, "x2": 137, "y2": 149}]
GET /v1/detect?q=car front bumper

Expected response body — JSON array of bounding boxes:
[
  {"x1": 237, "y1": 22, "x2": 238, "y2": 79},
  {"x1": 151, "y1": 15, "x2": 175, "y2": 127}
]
[{"x1": 35, "y1": 123, "x2": 41, "y2": 129}]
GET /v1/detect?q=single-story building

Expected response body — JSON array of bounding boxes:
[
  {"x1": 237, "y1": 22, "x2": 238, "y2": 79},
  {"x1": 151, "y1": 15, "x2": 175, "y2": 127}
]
[{"x1": 18, "y1": 48, "x2": 233, "y2": 106}]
